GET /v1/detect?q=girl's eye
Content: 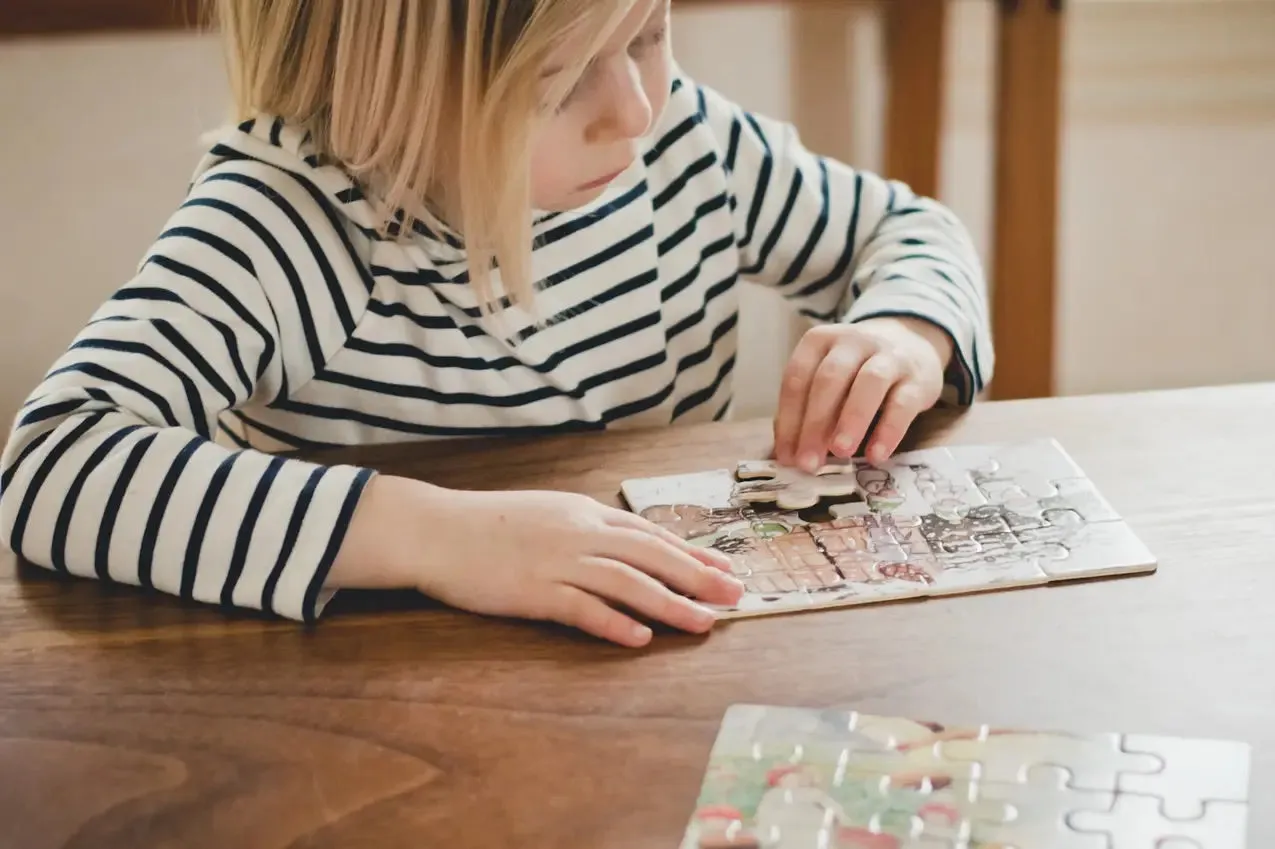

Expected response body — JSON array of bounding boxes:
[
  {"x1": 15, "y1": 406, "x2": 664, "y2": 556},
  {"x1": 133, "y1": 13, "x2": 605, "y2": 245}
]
[
  {"x1": 556, "y1": 68, "x2": 593, "y2": 113},
  {"x1": 546, "y1": 64, "x2": 591, "y2": 114},
  {"x1": 554, "y1": 83, "x2": 581, "y2": 113}
]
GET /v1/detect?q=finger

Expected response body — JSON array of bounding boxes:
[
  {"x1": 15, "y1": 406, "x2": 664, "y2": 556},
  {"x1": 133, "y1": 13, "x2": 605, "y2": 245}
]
[
  {"x1": 773, "y1": 328, "x2": 836, "y2": 466},
  {"x1": 864, "y1": 381, "x2": 938, "y2": 464},
  {"x1": 830, "y1": 353, "x2": 901, "y2": 459},
  {"x1": 603, "y1": 526, "x2": 745, "y2": 606},
  {"x1": 539, "y1": 585, "x2": 654, "y2": 647},
  {"x1": 795, "y1": 345, "x2": 871, "y2": 470},
  {"x1": 607, "y1": 509, "x2": 736, "y2": 573},
  {"x1": 570, "y1": 557, "x2": 721, "y2": 635}
]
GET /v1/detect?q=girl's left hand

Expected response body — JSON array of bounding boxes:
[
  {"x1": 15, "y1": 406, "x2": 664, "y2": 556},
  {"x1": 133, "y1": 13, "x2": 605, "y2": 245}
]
[{"x1": 772, "y1": 316, "x2": 953, "y2": 472}]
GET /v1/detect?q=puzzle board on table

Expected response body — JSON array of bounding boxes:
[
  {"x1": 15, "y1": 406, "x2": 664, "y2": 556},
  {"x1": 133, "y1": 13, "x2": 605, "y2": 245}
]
[
  {"x1": 620, "y1": 439, "x2": 1156, "y2": 619},
  {"x1": 681, "y1": 704, "x2": 1250, "y2": 849}
]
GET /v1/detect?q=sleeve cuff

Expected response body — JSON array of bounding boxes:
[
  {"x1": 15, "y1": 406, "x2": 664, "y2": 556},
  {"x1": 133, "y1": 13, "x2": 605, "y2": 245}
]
[{"x1": 269, "y1": 464, "x2": 377, "y2": 624}]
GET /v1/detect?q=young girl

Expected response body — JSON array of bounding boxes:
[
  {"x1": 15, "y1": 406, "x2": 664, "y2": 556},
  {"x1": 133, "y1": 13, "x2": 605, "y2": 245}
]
[{"x1": 0, "y1": 0, "x2": 992, "y2": 647}]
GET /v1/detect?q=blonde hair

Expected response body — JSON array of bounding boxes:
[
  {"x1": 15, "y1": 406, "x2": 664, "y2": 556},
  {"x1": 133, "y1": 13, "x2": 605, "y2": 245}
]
[{"x1": 212, "y1": 0, "x2": 638, "y2": 314}]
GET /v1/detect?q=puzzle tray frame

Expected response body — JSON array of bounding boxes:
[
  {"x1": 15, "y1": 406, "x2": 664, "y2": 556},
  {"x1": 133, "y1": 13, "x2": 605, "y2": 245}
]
[{"x1": 619, "y1": 438, "x2": 1157, "y2": 620}]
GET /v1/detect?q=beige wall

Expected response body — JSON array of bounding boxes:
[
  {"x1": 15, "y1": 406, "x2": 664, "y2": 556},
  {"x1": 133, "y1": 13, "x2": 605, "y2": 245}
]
[
  {"x1": 1052, "y1": 1, "x2": 1275, "y2": 394},
  {"x1": 1, "y1": 1, "x2": 1273, "y2": 426},
  {"x1": 0, "y1": 31, "x2": 229, "y2": 422}
]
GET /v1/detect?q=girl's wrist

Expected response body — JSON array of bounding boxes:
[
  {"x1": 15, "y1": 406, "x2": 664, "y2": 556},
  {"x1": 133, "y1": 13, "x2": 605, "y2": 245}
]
[{"x1": 327, "y1": 473, "x2": 456, "y2": 591}]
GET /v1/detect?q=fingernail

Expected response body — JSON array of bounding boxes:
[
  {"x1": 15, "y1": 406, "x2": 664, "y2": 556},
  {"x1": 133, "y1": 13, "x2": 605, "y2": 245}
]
[
  {"x1": 631, "y1": 623, "x2": 653, "y2": 643},
  {"x1": 800, "y1": 453, "x2": 820, "y2": 473},
  {"x1": 833, "y1": 437, "x2": 856, "y2": 457},
  {"x1": 693, "y1": 605, "x2": 718, "y2": 628}
]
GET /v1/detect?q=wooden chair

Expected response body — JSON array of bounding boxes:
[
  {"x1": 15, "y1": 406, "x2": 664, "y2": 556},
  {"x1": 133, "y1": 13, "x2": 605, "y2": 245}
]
[{"x1": 680, "y1": 0, "x2": 1064, "y2": 399}]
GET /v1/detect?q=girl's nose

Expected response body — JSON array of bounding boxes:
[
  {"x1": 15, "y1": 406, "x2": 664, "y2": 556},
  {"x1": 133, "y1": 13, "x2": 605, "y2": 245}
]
[{"x1": 586, "y1": 62, "x2": 653, "y2": 144}]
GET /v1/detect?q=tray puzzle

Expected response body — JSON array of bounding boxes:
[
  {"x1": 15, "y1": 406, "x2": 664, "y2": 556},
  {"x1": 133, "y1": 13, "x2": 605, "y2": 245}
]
[
  {"x1": 620, "y1": 439, "x2": 1156, "y2": 619},
  {"x1": 681, "y1": 704, "x2": 1250, "y2": 849}
]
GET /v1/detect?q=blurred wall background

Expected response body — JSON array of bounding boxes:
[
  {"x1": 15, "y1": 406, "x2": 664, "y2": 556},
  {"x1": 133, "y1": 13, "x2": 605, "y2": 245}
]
[{"x1": 1, "y1": 0, "x2": 1272, "y2": 424}]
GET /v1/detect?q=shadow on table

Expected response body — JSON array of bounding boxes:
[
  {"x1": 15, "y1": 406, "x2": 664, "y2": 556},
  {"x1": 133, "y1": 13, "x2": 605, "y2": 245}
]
[{"x1": 4, "y1": 556, "x2": 709, "y2": 661}]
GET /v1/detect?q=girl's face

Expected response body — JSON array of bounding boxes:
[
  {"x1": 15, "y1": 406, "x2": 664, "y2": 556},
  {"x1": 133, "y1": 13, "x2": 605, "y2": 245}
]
[{"x1": 530, "y1": 0, "x2": 672, "y2": 211}]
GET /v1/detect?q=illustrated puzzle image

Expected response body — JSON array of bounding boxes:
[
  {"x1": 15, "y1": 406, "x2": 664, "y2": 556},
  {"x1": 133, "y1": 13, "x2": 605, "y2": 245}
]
[
  {"x1": 620, "y1": 439, "x2": 1157, "y2": 619},
  {"x1": 681, "y1": 704, "x2": 1250, "y2": 849}
]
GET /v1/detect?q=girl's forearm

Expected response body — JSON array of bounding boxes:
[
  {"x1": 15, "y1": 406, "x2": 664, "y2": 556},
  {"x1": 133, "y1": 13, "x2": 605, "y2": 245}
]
[{"x1": 325, "y1": 474, "x2": 451, "y2": 591}]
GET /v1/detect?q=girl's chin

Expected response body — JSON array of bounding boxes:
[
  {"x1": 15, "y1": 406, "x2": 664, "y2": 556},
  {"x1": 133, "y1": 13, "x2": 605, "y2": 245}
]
[{"x1": 533, "y1": 183, "x2": 612, "y2": 214}]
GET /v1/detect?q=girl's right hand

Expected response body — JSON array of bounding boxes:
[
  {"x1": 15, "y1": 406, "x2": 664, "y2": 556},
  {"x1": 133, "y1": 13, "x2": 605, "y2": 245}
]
[
  {"x1": 422, "y1": 487, "x2": 748, "y2": 646},
  {"x1": 335, "y1": 476, "x2": 746, "y2": 647}
]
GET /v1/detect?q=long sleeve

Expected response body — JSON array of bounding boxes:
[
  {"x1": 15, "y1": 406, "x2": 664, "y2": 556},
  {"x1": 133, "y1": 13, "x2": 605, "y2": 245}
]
[
  {"x1": 0, "y1": 157, "x2": 376, "y2": 622},
  {"x1": 692, "y1": 78, "x2": 993, "y2": 404}
]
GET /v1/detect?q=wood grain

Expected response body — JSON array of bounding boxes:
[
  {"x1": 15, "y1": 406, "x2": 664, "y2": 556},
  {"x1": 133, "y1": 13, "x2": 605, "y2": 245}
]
[
  {"x1": 883, "y1": 0, "x2": 948, "y2": 198},
  {"x1": 2, "y1": 383, "x2": 1273, "y2": 847},
  {"x1": 989, "y1": 0, "x2": 1065, "y2": 399}
]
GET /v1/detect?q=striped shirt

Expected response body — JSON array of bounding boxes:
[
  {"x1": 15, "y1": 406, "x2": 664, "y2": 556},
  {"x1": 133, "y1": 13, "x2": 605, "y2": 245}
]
[{"x1": 0, "y1": 72, "x2": 992, "y2": 622}]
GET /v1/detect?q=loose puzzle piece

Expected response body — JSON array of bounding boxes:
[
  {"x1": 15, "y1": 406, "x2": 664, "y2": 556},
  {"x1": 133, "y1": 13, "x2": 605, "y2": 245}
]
[
  {"x1": 619, "y1": 439, "x2": 1157, "y2": 620},
  {"x1": 679, "y1": 705, "x2": 1251, "y2": 849},
  {"x1": 734, "y1": 460, "x2": 862, "y2": 511},
  {"x1": 1067, "y1": 793, "x2": 1248, "y2": 849}
]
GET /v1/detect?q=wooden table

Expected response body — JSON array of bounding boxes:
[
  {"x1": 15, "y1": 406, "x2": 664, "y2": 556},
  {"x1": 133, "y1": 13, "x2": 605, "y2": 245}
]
[{"x1": 3, "y1": 383, "x2": 1272, "y2": 848}]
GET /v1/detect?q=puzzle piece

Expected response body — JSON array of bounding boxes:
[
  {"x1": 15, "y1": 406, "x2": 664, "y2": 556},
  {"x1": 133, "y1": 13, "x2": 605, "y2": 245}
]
[
  {"x1": 968, "y1": 779, "x2": 1115, "y2": 849},
  {"x1": 690, "y1": 822, "x2": 763, "y2": 849},
  {"x1": 732, "y1": 705, "x2": 979, "y2": 782},
  {"x1": 1116, "y1": 735, "x2": 1252, "y2": 818},
  {"x1": 682, "y1": 706, "x2": 1251, "y2": 849},
  {"x1": 925, "y1": 555, "x2": 1051, "y2": 596},
  {"x1": 732, "y1": 460, "x2": 861, "y2": 511},
  {"x1": 858, "y1": 460, "x2": 978, "y2": 518},
  {"x1": 888, "y1": 449, "x2": 989, "y2": 520},
  {"x1": 947, "y1": 439, "x2": 1087, "y2": 488},
  {"x1": 936, "y1": 730, "x2": 1163, "y2": 792},
  {"x1": 829, "y1": 500, "x2": 873, "y2": 519},
  {"x1": 1034, "y1": 520, "x2": 1159, "y2": 580},
  {"x1": 637, "y1": 503, "x2": 754, "y2": 541},
  {"x1": 1066, "y1": 794, "x2": 1248, "y2": 849},
  {"x1": 621, "y1": 468, "x2": 739, "y2": 513},
  {"x1": 945, "y1": 440, "x2": 1108, "y2": 520},
  {"x1": 830, "y1": 835, "x2": 947, "y2": 849},
  {"x1": 869, "y1": 776, "x2": 1013, "y2": 844},
  {"x1": 1043, "y1": 477, "x2": 1123, "y2": 523},
  {"x1": 977, "y1": 479, "x2": 1055, "y2": 515}
]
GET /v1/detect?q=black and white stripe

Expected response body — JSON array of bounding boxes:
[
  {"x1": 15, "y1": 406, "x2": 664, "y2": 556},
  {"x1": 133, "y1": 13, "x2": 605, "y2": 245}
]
[{"x1": 0, "y1": 70, "x2": 992, "y2": 621}]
